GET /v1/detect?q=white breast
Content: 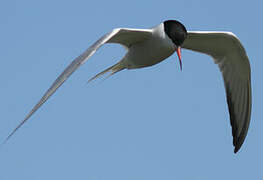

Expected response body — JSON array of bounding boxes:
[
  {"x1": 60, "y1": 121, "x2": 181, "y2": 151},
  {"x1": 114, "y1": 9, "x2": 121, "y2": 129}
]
[{"x1": 124, "y1": 23, "x2": 176, "y2": 69}]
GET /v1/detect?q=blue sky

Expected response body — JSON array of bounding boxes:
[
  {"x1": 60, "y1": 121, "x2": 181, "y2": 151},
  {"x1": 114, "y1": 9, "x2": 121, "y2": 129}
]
[{"x1": 0, "y1": 0, "x2": 262, "y2": 179}]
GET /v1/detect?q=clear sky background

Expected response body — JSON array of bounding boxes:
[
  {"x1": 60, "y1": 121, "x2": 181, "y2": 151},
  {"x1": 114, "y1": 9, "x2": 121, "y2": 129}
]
[{"x1": 0, "y1": 0, "x2": 262, "y2": 179}]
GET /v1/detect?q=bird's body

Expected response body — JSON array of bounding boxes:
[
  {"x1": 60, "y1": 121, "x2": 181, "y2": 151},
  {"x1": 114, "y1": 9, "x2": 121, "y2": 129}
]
[
  {"x1": 4, "y1": 20, "x2": 251, "y2": 153},
  {"x1": 124, "y1": 24, "x2": 175, "y2": 69}
]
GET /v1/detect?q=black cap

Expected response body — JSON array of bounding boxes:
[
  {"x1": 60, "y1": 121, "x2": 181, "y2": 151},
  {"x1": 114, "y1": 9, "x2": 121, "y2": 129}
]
[{"x1": 164, "y1": 20, "x2": 187, "y2": 46}]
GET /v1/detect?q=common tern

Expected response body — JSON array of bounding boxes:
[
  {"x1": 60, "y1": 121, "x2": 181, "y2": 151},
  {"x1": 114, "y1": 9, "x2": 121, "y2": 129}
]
[{"x1": 4, "y1": 20, "x2": 251, "y2": 153}]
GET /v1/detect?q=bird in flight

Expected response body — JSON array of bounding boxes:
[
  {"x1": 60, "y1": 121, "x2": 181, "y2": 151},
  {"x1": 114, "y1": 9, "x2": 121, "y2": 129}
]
[{"x1": 4, "y1": 20, "x2": 251, "y2": 153}]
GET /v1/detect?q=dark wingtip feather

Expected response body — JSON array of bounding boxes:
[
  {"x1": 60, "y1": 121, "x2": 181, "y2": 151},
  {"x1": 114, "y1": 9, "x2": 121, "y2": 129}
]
[
  {"x1": 234, "y1": 143, "x2": 242, "y2": 153},
  {"x1": 226, "y1": 80, "x2": 251, "y2": 154},
  {"x1": 225, "y1": 82, "x2": 239, "y2": 151},
  {"x1": 234, "y1": 139, "x2": 243, "y2": 153}
]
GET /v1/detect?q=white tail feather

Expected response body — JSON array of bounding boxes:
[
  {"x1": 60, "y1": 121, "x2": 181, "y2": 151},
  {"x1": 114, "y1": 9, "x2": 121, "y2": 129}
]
[{"x1": 88, "y1": 61, "x2": 125, "y2": 83}]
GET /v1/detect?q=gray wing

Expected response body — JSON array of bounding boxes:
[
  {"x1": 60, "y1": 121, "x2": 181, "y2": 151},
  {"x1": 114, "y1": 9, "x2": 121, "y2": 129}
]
[
  {"x1": 4, "y1": 28, "x2": 153, "y2": 143},
  {"x1": 182, "y1": 31, "x2": 251, "y2": 153}
]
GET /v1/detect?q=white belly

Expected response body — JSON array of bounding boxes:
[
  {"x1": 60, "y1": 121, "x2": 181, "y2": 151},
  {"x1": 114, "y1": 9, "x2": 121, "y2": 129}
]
[{"x1": 123, "y1": 32, "x2": 176, "y2": 69}]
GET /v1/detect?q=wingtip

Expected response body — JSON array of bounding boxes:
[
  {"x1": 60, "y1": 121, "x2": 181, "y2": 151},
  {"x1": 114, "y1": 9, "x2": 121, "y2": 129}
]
[
  {"x1": 233, "y1": 137, "x2": 244, "y2": 153},
  {"x1": 2, "y1": 129, "x2": 17, "y2": 146},
  {"x1": 0, "y1": 135, "x2": 11, "y2": 149},
  {"x1": 233, "y1": 141, "x2": 243, "y2": 154}
]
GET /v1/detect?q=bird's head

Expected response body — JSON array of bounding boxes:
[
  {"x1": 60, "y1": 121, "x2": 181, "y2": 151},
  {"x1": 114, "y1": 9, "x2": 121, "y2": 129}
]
[{"x1": 164, "y1": 20, "x2": 187, "y2": 70}]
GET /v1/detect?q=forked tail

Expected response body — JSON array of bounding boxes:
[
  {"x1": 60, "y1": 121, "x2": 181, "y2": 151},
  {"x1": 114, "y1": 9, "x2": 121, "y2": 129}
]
[{"x1": 88, "y1": 61, "x2": 125, "y2": 83}]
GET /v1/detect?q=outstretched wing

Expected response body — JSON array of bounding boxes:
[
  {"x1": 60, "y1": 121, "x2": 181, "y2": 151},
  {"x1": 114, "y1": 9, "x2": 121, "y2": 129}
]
[
  {"x1": 182, "y1": 31, "x2": 251, "y2": 153},
  {"x1": 4, "y1": 28, "x2": 153, "y2": 143}
]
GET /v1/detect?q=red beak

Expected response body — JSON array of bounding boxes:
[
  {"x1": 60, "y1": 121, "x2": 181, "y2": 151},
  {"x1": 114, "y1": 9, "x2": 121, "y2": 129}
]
[{"x1": 176, "y1": 47, "x2": 182, "y2": 71}]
